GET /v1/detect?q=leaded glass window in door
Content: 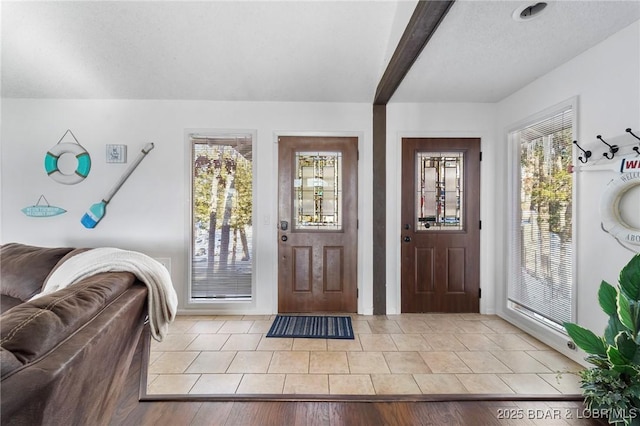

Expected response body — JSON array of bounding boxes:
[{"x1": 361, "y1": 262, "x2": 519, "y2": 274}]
[
  {"x1": 293, "y1": 152, "x2": 342, "y2": 231},
  {"x1": 415, "y1": 152, "x2": 464, "y2": 231}
]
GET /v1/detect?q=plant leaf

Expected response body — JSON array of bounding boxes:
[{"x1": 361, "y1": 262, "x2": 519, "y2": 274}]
[
  {"x1": 598, "y1": 280, "x2": 618, "y2": 316},
  {"x1": 635, "y1": 301, "x2": 640, "y2": 335},
  {"x1": 607, "y1": 345, "x2": 628, "y2": 366},
  {"x1": 611, "y1": 363, "x2": 637, "y2": 376},
  {"x1": 615, "y1": 331, "x2": 638, "y2": 361},
  {"x1": 617, "y1": 290, "x2": 636, "y2": 334},
  {"x1": 619, "y1": 254, "x2": 640, "y2": 301},
  {"x1": 564, "y1": 323, "x2": 607, "y2": 355},
  {"x1": 605, "y1": 315, "x2": 626, "y2": 346},
  {"x1": 628, "y1": 384, "x2": 640, "y2": 399},
  {"x1": 584, "y1": 354, "x2": 610, "y2": 369}
]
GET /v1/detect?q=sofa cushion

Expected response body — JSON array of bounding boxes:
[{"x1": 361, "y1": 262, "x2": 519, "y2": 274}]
[
  {"x1": 43, "y1": 247, "x2": 91, "y2": 282},
  {"x1": 0, "y1": 347, "x2": 22, "y2": 378},
  {"x1": 0, "y1": 295, "x2": 22, "y2": 314},
  {"x1": 0, "y1": 271, "x2": 138, "y2": 377},
  {"x1": 0, "y1": 243, "x2": 74, "y2": 302}
]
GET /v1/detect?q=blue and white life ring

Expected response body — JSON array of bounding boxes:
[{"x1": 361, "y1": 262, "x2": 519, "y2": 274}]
[
  {"x1": 600, "y1": 171, "x2": 640, "y2": 247},
  {"x1": 44, "y1": 142, "x2": 91, "y2": 185}
]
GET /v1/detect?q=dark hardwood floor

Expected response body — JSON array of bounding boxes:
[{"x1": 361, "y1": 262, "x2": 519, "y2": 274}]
[{"x1": 111, "y1": 334, "x2": 607, "y2": 426}]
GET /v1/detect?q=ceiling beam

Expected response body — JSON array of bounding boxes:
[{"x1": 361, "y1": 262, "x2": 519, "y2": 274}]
[
  {"x1": 374, "y1": 0, "x2": 455, "y2": 105},
  {"x1": 371, "y1": 0, "x2": 454, "y2": 315}
]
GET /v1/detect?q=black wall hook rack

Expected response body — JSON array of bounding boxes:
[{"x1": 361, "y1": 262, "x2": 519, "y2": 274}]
[
  {"x1": 573, "y1": 140, "x2": 591, "y2": 164},
  {"x1": 597, "y1": 135, "x2": 619, "y2": 159},
  {"x1": 626, "y1": 128, "x2": 640, "y2": 155}
]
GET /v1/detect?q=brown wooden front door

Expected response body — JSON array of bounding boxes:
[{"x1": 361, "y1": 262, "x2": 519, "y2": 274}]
[
  {"x1": 401, "y1": 138, "x2": 481, "y2": 313},
  {"x1": 278, "y1": 136, "x2": 358, "y2": 312}
]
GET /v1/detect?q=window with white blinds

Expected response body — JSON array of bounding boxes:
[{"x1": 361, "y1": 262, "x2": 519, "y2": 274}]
[{"x1": 508, "y1": 107, "x2": 574, "y2": 330}]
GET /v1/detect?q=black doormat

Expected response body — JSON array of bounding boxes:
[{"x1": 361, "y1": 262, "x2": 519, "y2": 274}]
[{"x1": 266, "y1": 315, "x2": 354, "y2": 339}]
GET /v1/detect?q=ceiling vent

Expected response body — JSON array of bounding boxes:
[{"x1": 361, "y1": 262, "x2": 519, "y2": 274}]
[{"x1": 513, "y1": 2, "x2": 548, "y2": 22}]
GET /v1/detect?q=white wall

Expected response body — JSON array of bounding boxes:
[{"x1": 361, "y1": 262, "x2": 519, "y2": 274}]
[
  {"x1": 385, "y1": 102, "x2": 499, "y2": 314},
  {"x1": 495, "y1": 20, "x2": 640, "y2": 362},
  {"x1": 0, "y1": 100, "x2": 374, "y2": 315}
]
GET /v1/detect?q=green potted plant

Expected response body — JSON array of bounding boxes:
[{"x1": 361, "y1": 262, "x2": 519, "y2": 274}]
[{"x1": 564, "y1": 253, "x2": 640, "y2": 425}]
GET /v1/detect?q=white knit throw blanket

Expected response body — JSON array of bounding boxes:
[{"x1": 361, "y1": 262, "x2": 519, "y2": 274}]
[{"x1": 33, "y1": 248, "x2": 178, "y2": 341}]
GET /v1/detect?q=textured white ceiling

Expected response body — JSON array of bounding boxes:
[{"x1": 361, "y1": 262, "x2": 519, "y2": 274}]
[
  {"x1": 2, "y1": 1, "x2": 639, "y2": 103},
  {"x1": 393, "y1": 0, "x2": 640, "y2": 102},
  {"x1": 1, "y1": 1, "x2": 401, "y2": 101}
]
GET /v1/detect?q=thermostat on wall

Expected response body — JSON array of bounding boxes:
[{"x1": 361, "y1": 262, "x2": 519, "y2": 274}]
[{"x1": 106, "y1": 144, "x2": 127, "y2": 163}]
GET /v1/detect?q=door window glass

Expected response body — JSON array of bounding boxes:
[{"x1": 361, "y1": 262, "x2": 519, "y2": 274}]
[
  {"x1": 415, "y1": 152, "x2": 464, "y2": 231},
  {"x1": 294, "y1": 151, "x2": 342, "y2": 231}
]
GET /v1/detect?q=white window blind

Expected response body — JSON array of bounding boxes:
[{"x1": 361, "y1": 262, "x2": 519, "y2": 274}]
[
  {"x1": 509, "y1": 108, "x2": 574, "y2": 328},
  {"x1": 191, "y1": 134, "x2": 254, "y2": 301}
]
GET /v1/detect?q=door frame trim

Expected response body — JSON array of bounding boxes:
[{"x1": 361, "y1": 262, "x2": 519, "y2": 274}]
[
  {"x1": 391, "y1": 132, "x2": 486, "y2": 315},
  {"x1": 272, "y1": 131, "x2": 366, "y2": 314}
]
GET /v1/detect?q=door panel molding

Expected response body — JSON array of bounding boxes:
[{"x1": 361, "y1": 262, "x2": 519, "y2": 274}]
[
  {"x1": 323, "y1": 247, "x2": 344, "y2": 292},
  {"x1": 292, "y1": 246, "x2": 312, "y2": 292},
  {"x1": 446, "y1": 247, "x2": 466, "y2": 293},
  {"x1": 415, "y1": 247, "x2": 435, "y2": 293}
]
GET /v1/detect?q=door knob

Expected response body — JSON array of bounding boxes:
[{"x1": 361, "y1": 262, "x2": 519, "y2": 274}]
[
  {"x1": 403, "y1": 236, "x2": 411, "y2": 242},
  {"x1": 281, "y1": 235, "x2": 288, "y2": 242}
]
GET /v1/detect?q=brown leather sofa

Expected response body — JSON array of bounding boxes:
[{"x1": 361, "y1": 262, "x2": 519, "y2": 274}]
[{"x1": 1, "y1": 243, "x2": 148, "y2": 426}]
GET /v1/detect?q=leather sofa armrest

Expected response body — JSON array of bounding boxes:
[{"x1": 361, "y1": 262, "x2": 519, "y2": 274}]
[
  {"x1": 0, "y1": 243, "x2": 74, "y2": 301},
  {"x1": 1, "y1": 271, "x2": 138, "y2": 376},
  {"x1": 1, "y1": 282, "x2": 147, "y2": 426}
]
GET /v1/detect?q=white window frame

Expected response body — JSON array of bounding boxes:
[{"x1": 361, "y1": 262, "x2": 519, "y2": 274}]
[
  {"x1": 184, "y1": 129, "x2": 258, "y2": 310},
  {"x1": 504, "y1": 97, "x2": 579, "y2": 343}
]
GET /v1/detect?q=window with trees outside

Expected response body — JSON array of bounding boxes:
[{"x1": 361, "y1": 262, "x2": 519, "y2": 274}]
[
  {"x1": 508, "y1": 107, "x2": 574, "y2": 331},
  {"x1": 191, "y1": 134, "x2": 253, "y2": 300}
]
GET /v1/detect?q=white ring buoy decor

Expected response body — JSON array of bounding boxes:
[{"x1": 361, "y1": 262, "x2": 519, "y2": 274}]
[
  {"x1": 600, "y1": 171, "x2": 640, "y2": 246},
  {"x1": 44, "y1": 130, "x2": 91, "y2": 185}
]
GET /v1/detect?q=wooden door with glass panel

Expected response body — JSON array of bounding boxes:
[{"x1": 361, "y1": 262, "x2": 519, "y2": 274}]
[
  {"x1": 278, "y1": 136, "x2": 358, "y2": 313},
  {"x1": 401, "y1": 138, "x2": 480, "y2": 313}
]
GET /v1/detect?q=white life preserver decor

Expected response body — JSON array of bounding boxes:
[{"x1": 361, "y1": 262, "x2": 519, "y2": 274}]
[
  {"x1": 44, "y1": 130, "x2": 91, "y2": 185},
  {"x1": 600, "y1": 171, "x2": 640, "y2": 246}
]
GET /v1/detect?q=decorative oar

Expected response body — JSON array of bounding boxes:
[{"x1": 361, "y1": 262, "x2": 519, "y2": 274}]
[{"x1": 81, "y1": 143, "x2": 155, "y2": 228}]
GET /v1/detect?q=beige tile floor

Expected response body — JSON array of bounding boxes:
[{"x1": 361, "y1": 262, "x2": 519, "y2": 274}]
[{"x1": 147, "y1": 313, "x2": 585, "y2": 396}]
